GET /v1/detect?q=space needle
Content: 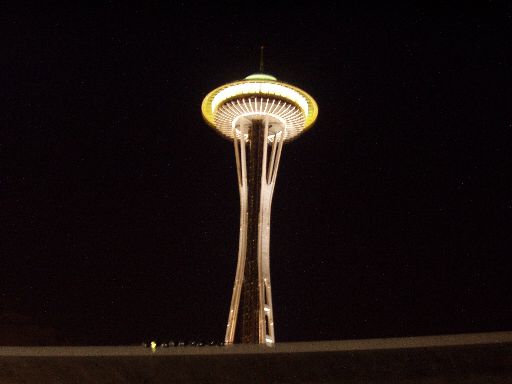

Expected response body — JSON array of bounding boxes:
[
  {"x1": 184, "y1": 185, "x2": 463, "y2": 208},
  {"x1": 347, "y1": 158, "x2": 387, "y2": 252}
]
[{"x1": 201, "y1": 50, "x2": 318, "y2": 345}]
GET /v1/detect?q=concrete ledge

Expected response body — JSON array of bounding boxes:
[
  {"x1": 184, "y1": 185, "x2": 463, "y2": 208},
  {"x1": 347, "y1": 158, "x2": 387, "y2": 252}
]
[{"x1": 1, "y1": 331, "x2": 511, "y2": 383}]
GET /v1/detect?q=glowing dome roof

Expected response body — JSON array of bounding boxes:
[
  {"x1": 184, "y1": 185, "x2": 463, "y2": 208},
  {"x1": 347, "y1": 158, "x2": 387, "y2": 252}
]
[
  {"x1": 201, "y1": 73, "x2": 318, "y2": 141},
  {"x1": 244, "y1": 73, "x2": 277, "y2": 81}
]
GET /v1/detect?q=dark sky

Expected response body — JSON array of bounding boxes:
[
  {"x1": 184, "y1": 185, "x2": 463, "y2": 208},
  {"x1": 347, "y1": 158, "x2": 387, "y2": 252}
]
[{"x1": 2, "y1": 3, "x2": 511, "y2": 345}]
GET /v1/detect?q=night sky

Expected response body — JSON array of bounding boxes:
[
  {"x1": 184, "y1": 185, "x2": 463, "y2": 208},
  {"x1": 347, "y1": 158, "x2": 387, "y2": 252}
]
[{"x1": 2, "y1": 3, "x2": 511, "y2": 345}]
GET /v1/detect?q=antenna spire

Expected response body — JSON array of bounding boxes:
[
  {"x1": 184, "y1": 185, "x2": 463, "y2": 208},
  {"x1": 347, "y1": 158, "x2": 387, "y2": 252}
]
[{"x1": 259, "y1": 46, "x2": 264, "y2": 73}]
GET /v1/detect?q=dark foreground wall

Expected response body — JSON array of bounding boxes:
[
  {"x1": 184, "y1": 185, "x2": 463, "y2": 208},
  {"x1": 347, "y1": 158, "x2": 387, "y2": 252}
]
[{"x1": 1, "y1": 332, "x2": 511, "y2": 383}]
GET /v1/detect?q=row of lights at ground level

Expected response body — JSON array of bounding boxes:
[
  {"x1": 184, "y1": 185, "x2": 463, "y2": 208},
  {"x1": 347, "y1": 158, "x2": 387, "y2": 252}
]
[{"x1": 142, "y1": 340, "x2": 226, "y2": 349}]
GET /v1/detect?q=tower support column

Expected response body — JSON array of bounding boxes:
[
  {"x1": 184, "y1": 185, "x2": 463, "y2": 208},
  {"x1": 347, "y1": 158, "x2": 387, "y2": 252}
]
[{"x1": 225, "y1": 116, "x2": 284, "y2": 345}]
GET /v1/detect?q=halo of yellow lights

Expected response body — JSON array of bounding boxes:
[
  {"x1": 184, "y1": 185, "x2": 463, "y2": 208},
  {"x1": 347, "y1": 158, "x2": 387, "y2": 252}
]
[{"x1": 201, "y1": 74, "x2": 318, "y2": 141}]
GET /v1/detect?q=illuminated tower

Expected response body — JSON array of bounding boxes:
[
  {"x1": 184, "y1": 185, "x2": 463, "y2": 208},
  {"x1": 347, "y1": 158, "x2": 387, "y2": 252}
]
[{"x1": 201, "y1": 59, "x2": 318, "y2": 345}]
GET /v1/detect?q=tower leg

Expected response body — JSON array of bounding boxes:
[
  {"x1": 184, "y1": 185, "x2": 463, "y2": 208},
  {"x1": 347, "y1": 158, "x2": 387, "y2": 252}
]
[{"x1": 225, "y1": 117, "x2": 284, "y2": 345}]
